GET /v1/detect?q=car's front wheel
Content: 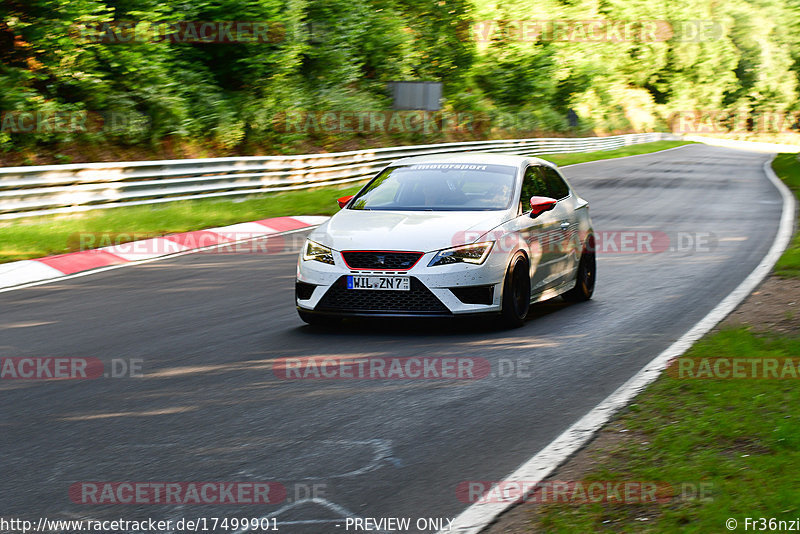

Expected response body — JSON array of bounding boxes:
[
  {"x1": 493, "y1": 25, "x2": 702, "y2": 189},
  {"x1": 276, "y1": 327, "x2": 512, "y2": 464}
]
[
  {"x1": 500, "y1": 253, "x2": 531, "y2": 328},
  {"x1": 563, "y1": 235, "x2": 596, "y2": 302}
]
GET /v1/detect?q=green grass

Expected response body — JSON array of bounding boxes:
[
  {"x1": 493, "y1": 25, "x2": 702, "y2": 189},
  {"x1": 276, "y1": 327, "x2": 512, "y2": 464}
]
[
  {"x1": 773, "y1": 153, "x2": 800, "y2": 278},
  {"x1": 533, "y1": 328, "x2": 800, "y2": 533},
  {"x1": 0, "y1": 140, "x2": 692, "y2": 263}
]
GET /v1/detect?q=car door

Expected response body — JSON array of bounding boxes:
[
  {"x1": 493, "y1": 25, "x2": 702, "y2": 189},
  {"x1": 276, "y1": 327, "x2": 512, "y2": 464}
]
[
  {"x1": 540, "y1": 165, "x2": 579, "y2": 285},
  {"x1": 510, "y1": 165, "x2": 564, "y2": 294}
]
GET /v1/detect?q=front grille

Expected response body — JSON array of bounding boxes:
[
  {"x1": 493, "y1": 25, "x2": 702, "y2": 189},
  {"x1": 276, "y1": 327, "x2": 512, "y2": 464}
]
[
  {"x1": 449, "y1": 285, "x2": 495, "y2": 305},
  {"x1": 316, "y1": 276, "x2": 449, "y2": 314},
  {"x1": 342, "y1": 251, "x2": 423, "y2": 270}
]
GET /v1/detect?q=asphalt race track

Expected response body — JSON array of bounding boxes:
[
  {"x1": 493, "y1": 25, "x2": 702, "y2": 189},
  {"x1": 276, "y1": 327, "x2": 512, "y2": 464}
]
[{"x1": 0, "y1": 144, "x2": 784, "y2": 533}]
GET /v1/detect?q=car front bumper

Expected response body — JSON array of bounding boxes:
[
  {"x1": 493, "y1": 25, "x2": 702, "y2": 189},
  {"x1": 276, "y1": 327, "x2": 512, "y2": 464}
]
[{"x1": 296, "y1": 249, "x2": 509, "y2": 316}]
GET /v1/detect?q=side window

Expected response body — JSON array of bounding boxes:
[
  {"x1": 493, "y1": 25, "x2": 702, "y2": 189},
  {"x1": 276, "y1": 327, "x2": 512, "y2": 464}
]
[
  {"x1": 541, "y1": 167, "x2": 570, "y2": 200},
  {"x1": 519, "y1": 166, "x2": 549, "y2": 212}
]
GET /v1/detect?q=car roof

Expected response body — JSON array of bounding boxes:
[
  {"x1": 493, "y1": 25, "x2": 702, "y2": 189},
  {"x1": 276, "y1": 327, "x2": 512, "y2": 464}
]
[{"x1": 389, "y1": 152, "x2": 557, "y2": 169}]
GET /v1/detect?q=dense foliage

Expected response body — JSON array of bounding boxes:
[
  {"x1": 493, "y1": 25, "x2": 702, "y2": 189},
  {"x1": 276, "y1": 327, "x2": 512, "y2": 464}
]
[{"x1": 1, "y1": 0, "x2": 798, "y2": 156}]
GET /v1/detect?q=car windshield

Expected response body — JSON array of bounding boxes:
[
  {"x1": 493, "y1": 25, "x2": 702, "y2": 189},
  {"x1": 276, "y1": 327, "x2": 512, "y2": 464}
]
[{"x1": 348, "y1": 163, "x2": 518, "y2": 211}]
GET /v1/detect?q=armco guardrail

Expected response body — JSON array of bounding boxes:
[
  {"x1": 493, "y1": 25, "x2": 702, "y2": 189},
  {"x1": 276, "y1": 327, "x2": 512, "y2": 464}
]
[{"x1": 0, "y1": 133, "x2": 671, "y2": 220}]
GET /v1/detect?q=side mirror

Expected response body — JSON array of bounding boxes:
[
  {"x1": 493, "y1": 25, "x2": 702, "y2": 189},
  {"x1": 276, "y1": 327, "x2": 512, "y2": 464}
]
[
  {"x1": 529, "y1": 196, "x2": 557, "y2": 218},
  {"x1": 337, "y1": 195, "x2": 354, "y2": 209}
]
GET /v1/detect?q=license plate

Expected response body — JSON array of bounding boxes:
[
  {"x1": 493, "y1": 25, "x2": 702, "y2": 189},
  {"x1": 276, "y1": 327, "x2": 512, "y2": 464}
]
[{"x1": 347, "y1": 276, "x2": 410, "y2": 291}]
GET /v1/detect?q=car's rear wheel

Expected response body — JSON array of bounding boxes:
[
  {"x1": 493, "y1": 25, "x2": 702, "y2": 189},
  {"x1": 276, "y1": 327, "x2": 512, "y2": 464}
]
[
  {"x1": 500, "y1": 254, "x2": 531, "y2": 328},
  {"x1": 563, "y1": 235, "x2": 596, "y2": 302}
]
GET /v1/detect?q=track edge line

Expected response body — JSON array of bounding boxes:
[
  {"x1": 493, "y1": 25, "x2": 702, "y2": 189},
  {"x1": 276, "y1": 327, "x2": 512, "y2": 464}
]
[{"x1": 443, "y1": 152, "x2": 796, "y2": 534}]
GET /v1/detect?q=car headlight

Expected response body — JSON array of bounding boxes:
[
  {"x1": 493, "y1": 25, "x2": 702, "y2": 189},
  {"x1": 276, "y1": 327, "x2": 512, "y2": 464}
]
[
  {"x1": 428, "y1": 242, "x2": 494, "y2": 267},
  {"x1": 303, "y1": 240, "x2": 335, "y2": 265}
]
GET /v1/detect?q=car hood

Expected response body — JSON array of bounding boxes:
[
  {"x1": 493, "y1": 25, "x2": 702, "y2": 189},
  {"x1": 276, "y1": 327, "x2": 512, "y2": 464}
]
[{"x1": 309, "y1": 209, "x2": 511, "y2": 252}]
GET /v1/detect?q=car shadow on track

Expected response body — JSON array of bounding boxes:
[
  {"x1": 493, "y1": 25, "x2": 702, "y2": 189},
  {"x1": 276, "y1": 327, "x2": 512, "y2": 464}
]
[{"x1": 293, "y1": 299, "x2": 583, "y2": 337}]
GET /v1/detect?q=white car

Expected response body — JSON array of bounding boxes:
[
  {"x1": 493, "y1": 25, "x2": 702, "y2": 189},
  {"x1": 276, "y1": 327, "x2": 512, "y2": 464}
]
[{"x1": 295, "y1": 153, "x2": 595, "y2": 327}]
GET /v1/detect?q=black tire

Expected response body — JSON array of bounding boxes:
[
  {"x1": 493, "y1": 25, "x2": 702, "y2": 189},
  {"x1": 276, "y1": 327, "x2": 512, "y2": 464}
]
[
  {"x1": 563, "y1": 235, "x2": 596, "y2": 302},
  {"x1": 500, "y1": 254, "x2": 531, "y2": 328},
  {"x1": 297, "y1": 309, "x2": 336, "y2": 326}
]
